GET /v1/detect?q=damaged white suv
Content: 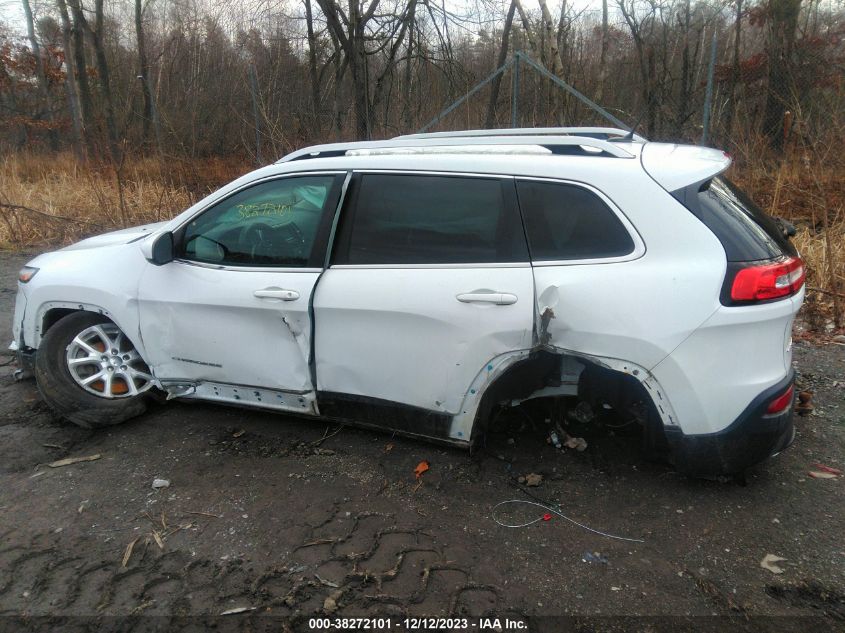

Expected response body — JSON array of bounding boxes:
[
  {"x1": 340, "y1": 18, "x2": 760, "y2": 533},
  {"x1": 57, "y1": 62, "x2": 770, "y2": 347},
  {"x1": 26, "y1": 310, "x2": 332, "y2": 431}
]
[{"x1": 11, "y1": 128, "x2": 804, "y2": 475}]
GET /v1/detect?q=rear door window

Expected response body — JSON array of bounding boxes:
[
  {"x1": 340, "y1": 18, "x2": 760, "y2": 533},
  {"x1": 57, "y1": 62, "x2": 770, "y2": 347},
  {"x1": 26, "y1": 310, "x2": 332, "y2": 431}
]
[
  {"x1": 516, "y1": 180, "x2": 635, "y2": 261},
  {"x1": 333, "y1": 173, "x2": 528, "y2": 265}
]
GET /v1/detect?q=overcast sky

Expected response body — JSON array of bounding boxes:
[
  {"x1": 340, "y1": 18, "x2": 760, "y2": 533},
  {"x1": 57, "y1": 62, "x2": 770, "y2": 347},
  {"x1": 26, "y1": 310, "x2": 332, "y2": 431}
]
[{"x1": 0, "y1": 0, "x2": 608, "y2": 39}]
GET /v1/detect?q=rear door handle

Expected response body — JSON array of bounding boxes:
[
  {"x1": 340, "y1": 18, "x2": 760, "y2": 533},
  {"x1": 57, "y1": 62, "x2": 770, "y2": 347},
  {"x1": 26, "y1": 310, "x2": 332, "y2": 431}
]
[
  {"x1": 456, "y1": 292, "x2": 517, "y2": 305},
  {"x1": 253, "y1": 287, "x2": 300, "y2": 301}
]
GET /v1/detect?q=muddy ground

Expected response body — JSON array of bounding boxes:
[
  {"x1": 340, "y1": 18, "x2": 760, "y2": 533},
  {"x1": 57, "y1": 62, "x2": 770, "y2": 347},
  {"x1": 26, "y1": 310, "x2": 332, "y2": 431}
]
[{"x1": 0, "y1": 250, "x2": 843, "y2": 631}]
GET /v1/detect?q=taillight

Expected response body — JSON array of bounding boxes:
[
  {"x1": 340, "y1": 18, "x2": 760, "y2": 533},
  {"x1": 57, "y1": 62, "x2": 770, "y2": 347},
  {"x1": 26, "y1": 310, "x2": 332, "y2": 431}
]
[
  {"x1": 766, "y1": 385, "x2": 794, "y2": 415},
  {"x1": 730, "y1": 256, "x2": 805, "y2": 302}
]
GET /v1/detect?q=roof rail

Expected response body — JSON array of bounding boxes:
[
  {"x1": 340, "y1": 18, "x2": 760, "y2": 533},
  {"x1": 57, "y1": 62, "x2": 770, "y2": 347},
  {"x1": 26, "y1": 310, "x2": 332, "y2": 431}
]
[
  {"x1": 277, "y1": 135, "x2": 635, "y2": 163},
  {"x1": 396, "y1": 127, "x2": 648, "y2": 143}
]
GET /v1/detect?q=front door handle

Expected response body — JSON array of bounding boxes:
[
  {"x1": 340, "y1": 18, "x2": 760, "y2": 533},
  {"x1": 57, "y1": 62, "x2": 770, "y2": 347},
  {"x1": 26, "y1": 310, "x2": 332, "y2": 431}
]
[
  {"x1": 456, "y1": 292, "x2": 518, "y2": 305},
  {"x1": 254, "y1": 287, "x2": 300, "y2": 301}
]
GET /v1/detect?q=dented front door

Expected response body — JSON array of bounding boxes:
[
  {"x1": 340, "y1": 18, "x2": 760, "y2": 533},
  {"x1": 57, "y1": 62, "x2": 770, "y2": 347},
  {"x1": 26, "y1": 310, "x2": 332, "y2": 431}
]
[{"x1": 137, "y1": 173, "x2": 344, "y2": 400}]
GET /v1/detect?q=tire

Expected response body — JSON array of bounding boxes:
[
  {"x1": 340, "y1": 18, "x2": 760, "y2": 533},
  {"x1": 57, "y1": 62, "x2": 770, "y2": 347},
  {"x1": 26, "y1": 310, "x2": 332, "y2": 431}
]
[{"x1": 34, "y1": 312, "x2": 152, "y2": 429}]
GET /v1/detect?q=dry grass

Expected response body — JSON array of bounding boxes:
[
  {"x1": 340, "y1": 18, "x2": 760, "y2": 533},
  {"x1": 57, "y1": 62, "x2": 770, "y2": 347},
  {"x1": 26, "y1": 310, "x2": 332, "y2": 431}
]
[
  {"x1": 0, "y1": 149, "x2": 842, "y2": 328},
  {"x1": 0, "y1": 152, "x2": 245, "y2": 246},
  {"x1": 730, "y1": 141, "x2": 845, "y2": 329}
]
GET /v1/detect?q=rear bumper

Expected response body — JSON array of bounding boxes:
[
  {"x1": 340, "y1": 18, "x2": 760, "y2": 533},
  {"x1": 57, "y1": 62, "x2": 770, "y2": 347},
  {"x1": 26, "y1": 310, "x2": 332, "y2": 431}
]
[{"x1": 665, "y1": 370, "x2": 795, "y2": 475}]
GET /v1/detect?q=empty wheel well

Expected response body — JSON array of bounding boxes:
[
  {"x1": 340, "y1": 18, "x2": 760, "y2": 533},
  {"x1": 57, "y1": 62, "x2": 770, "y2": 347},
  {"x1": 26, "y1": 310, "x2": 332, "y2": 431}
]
[{"x1": 470, "y1": 350, "x2": 668, "y2": 451}]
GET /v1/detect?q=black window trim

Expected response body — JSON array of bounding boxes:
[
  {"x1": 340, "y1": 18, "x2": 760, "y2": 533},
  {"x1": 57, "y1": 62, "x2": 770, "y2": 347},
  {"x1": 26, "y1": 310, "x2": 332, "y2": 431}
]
[
  {"x1": 328, "y1": 169, "x2": 532, "y2": 270},
  {"x1": 171, "y1": 170, "x2": 348, "y2": 273},
  {"x1": 514, "y1": 176, "x2": 646, "y2": 266}
]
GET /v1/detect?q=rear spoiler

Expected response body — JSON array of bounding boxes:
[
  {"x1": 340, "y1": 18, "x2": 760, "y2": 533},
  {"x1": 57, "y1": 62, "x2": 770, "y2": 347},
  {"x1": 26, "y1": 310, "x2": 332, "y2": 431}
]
[{"x1": 641, "y1": 143, "x2": 732, "y2": 192}]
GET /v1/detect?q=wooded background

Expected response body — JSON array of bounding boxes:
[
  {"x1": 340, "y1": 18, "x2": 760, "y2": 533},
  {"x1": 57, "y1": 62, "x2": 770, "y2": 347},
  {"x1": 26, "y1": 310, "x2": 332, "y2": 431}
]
[
  {"x1": 1, "y1": 0, "x2": 842, "y2": 160},
  {"x1": 1, "y1": 0, "x2": 843, "y2": 326}
]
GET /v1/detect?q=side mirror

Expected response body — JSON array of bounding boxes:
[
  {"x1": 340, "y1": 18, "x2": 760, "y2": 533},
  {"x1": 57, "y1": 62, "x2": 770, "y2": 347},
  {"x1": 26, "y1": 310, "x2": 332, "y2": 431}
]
[{"x1": 147, "y1": 231, "x2": 175, "y2": 266}]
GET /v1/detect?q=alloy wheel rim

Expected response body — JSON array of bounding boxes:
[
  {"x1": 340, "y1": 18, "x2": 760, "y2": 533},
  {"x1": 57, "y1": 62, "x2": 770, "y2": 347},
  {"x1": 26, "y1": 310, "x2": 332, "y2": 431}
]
[{"x1": 65, "y1": 323, "x2": 154, "y2": 399}]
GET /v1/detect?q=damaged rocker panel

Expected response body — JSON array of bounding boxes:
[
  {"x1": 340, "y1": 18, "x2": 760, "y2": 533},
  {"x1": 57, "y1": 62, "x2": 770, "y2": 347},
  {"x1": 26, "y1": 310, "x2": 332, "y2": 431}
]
[{"x1": 161, "y1": 380, "x2": 317, "y2": 414}]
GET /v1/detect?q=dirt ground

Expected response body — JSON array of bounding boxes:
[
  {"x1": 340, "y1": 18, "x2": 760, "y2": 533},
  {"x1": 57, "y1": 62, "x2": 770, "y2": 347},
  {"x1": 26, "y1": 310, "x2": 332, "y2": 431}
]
[{"x1": 0, "y1": 249, "x2": 843, "y2": 631}]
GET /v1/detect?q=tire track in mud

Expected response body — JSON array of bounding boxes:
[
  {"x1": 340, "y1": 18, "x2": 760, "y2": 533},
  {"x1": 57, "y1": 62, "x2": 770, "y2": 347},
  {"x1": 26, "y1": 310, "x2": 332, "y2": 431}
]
[{"x1": 0, "y1": 508, "x2": 503, "y2": 618}]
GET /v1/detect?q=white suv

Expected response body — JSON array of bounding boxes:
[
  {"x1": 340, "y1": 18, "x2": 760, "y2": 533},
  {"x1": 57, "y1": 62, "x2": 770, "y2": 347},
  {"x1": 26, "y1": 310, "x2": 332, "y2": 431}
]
[{"x1": 10, "y1": 128, "x2": 804, "y2": 475}]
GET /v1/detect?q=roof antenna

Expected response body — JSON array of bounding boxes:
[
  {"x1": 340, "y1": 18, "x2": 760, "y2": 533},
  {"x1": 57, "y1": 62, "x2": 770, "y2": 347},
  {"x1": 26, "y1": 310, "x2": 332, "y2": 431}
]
[{"x1": 621, "y1": 110, "x2": 647, "y2": 142}]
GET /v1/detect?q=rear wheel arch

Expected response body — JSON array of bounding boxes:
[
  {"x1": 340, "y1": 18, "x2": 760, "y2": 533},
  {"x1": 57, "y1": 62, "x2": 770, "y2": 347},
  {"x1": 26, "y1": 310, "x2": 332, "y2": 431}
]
[{"x1": 466, "y1": 349, "x2": 671, "y2": 456}]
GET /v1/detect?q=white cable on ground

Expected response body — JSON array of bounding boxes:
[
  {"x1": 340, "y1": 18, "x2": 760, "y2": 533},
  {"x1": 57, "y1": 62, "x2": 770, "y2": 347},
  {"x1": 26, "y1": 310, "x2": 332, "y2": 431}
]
[{"x1": 491, "y1": 499, "x2": 645, "y2": 543}]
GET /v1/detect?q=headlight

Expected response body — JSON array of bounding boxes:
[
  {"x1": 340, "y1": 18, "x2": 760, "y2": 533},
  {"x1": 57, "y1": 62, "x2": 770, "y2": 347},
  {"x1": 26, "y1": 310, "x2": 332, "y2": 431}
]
[{"x1": 18, "y1": 266, "x2": 39, "y2": 283}]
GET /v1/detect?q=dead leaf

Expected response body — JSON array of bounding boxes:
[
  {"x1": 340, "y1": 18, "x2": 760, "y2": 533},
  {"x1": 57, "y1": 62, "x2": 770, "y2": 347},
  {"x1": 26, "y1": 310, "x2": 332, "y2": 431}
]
[
  {"x1": 122, "y1": 537, "x2": 139, "y2": 568},
  {"x1": 414, "y1": 460, "x2": 430, "y2": 479},
  {"x1": 523, "y1": 473, "x2": 543, "y2": 487},
  {"x1": 221, "y1": 607, "x2": 256, "y2": 615},
  {"x1": 760, "y1": 554, "x2": 786, "y2": 574},
  {"x1": 809, "y1": 471, "x2": 837, "y2": 479},
  {"x1": 384, "y1": 443, "x2": 394, "y2": 453},
  {"x1": 232, "y1": 429, "x2": 245, "y2": 438},
  {"x1": 48, "y1": 454, "x2": 101, "y2": 468},
  {"x1": 152, "y1": 531, "x2": 164, "y2": 550}
]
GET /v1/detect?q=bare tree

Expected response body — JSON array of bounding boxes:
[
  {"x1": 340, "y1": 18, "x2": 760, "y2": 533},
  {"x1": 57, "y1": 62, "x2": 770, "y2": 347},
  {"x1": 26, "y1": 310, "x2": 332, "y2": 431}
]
[
  {"x1": 724, "y1": 0, "x2": 743, "y2": 140},
  {"x1": 762, "y1": 0, "x2": 802, "y2": 149},
  {"x1": 65, "y1": 0, "x2": 96, "y2": 153},
  {"x1": 484, "y1": 0, "x2": 516, "y2": 128},
  {"x1": 596, "y1": 0, "x2": 609, "y2": 102},
  {"x1": 315, "y1": 0, "x2": 380, "y2": 139},
  {"x1": 135, "y1": 0, "x2": 153, "y2": 144},
  {"x1": 304, "y1": 0, "x2": 322, "y2": 120},
  {"x1": 55, "y1": 0, "x2": 84, "y2": 158},
  {"x1": 21, "y1": 0, "x2": 58, "y2": 149}
]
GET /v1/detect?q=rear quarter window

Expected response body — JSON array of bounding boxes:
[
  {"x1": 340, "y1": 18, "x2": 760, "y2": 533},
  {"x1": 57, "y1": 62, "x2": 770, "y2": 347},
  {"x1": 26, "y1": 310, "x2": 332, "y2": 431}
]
[
  {"x1": 516, "y1": 180, "x2": 635, "y2": 261},
  {"x1": 674, "y1": 176, "x2": 796, "y2": 262}
]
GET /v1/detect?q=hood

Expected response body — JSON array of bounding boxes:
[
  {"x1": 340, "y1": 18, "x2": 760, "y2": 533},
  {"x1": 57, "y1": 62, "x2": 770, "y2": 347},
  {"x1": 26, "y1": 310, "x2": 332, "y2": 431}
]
[{"x1": 61, "y1": 221, "x2": 168, "y2": 252}]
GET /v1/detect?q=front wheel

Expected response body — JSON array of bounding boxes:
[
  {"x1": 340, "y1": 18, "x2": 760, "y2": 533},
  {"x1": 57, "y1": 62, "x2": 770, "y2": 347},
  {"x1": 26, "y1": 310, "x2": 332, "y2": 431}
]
[{"x1": 34, "y1": 312, "x2": 154, "y2": 428}]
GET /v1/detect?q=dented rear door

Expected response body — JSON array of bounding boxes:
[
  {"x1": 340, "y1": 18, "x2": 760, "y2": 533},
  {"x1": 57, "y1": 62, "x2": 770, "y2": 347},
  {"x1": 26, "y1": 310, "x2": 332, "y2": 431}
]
[
  {"x1": 137, "y1": 173, "x2": 345, "y2": 398},
  {"x1": 312, "y1": 172, "x2": 534, "y2": 439}
]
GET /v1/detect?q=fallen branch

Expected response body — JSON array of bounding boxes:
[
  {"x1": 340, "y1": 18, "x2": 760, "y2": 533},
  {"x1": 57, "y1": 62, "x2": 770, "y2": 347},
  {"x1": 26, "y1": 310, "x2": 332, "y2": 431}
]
[
  {"x1": 0, "y1": 202, "x2": 104, "y2": 228},
  {"x1": 808, "y1": 286, "x2": 845, "y2": 300},
  {"x1": 48, "y1": 454, "x2": 102, "y2": 468}
]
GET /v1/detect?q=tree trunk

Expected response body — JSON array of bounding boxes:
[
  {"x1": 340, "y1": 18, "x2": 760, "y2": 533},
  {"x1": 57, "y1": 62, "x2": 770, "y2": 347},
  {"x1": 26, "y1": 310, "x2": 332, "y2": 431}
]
[
  {"x1": 402, "y1": 21, "x2": 415, "y2": 131},
  {"x1": 89, "y1": 0, "x2": 120, "y2": 161},
  {"x1": 725, "y1": 0, "x2": 743, "y2": 141},
  {"x1": 595, "y1": 0, "x2": 608, "y2": 102},
  {"x1": 21, "y1": 0, "x2": 58, "y2": 150},
  {"x1": 66, "y1": 0, "x2": 96, "y2": 154},
  {"x1": 484, "y1": 0, "x2": 516, "y2": 129},
  {"x1": 514, "y1": 0, "x2": 540, "y2": 58},
  {"x1": 675, "y1": 0, "x2": 692, "y2": 138},
  {"x1": 135, "y1": 0, "x2": 153, "y2": 144},
  {"x1": 315, "y1": 0, "x2": 379, "y2": 140},
  {"x1": 304, "y1": 0, "x2": 321, "y2": 120},
  {"x1": 371, "y1": 0, "x2": 416, "y2": 119},
  {"x1": 538, "y1": 0, "x2": 564, "y2": 77},
  {"x1": 56, "y1": 0, "x2": 85, "y2": 159},
  {"x1": 762, "y1": 0, "x2": 802, "y2": 150}
]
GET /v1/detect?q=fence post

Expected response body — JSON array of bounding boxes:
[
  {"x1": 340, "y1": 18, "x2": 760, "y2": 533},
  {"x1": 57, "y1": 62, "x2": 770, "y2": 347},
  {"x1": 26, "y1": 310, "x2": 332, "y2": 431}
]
[
  {"x1": 701, "y1": 29, "x2": 718, "y2": 145},
  {"x1": 249, "y1": 64, "x2": 263, "y2": 166},
  {"x1": 511, "y1": 51, "x2": 520, "y2": 128}
]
